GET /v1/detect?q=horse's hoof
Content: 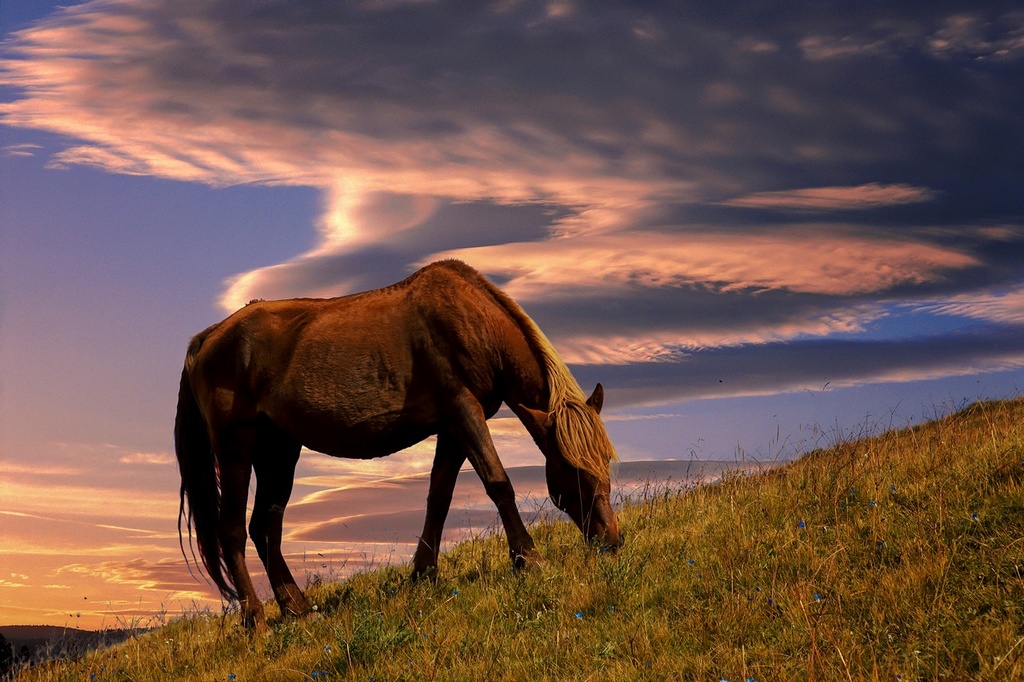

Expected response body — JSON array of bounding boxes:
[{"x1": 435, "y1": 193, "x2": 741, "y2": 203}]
[
  {"x1": 243, "y1": 614, "x2": 271, "y2": 636},
  {"x1": 512, "y1": 549, "x2": 544, "y2": 572},
  {"x1": 280, "y1": 588, "x2": 313, "y2": 618}
]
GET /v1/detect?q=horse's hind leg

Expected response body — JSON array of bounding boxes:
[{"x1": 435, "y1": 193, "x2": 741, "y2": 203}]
[
  {"x1": 411, "y1": 431, "x2": 466, "y2": 580},
  {"x1": 212, "y1": 427, "x2": 268, "y2": 631},
  {"x1": 250, "y1": 419, "x2": 311, "y2": 618}
]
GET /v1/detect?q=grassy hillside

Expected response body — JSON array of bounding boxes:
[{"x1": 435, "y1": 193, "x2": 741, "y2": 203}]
[{"x1": 18, "y1": 399, "x2": 1024, "y2": 681}]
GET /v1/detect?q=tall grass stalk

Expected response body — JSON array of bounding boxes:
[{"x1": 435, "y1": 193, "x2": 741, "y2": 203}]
[{"x1": 18, "y1": 399, "x2": 1024, "y2": 681}]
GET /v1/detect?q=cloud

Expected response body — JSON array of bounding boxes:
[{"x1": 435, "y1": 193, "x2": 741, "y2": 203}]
[
  {"x1": 432, "y1": 225, "x2": 982, "y2": 362},
  {"x1": 1, "y1": 142, "x2": 41, "y2": 157},
  {"x1": 3, "y1": 1, "x2": 1024, "y2": 406},
  {"x1": 437, "y1": 226, "x2": 975, "y2": 298},
  {"x1": 219, "y1": 196, "x2": 562, "y2": 310},
  {"x1": 7, "y1": 3, "x2": 1018, "y2": 239},
  {"x1": 1, "y1": 0, "x2": 693, "y2": 221},
  {"x1": 798, "y1": 11, "x2": 1024, "y2": 62},
  {"x1": 0, "y1": 460, "x2": 82, "y2": 476},
  {"x1": 574, "y1": 325, "x2": 1024, "y2": 407},
  {"x1": 58, "y1": 557, "x2": 210, "y2": 595},
  {"x1": 916, "y1": 284, "x2": 1024, "y2": 325},
  {"x1": 118, "y1": 452, "x2": 175, "y2": 466},
  {"x1": 718, "y1": 184, "x2": 938, "y2": 211},
  {"x1": 0, "y1": 475, "x2": 175, "y2": 522}
]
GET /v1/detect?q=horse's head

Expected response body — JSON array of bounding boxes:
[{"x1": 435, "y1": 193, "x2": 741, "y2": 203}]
[{"x1": 521, "y1": 384, "x2": 622, "y2": 551}]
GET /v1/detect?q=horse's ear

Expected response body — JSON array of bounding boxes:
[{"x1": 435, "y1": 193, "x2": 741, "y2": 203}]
[
  {"x1": 520, "y1": 405, "x2": 555, "y2": 432},
  {"x1": 586, "y1": 383, "x2": 604, "y2": 414}
]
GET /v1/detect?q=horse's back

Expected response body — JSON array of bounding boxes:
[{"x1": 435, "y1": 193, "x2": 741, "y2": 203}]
[{"x1": 185, "y1": 261, "x2": 520, "y2": 458}]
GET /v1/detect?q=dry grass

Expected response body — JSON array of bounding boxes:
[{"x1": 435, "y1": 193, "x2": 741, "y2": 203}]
[{"x1": 18, "y1": 399, "x2": 1024, "y2": 681}]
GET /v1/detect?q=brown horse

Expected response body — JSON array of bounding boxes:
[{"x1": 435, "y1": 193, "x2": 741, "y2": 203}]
[{"x1": 175, "y1": 259, "x2": 621, "y2": 631}]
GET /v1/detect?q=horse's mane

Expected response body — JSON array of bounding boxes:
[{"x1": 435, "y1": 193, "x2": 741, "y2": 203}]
[{"x1": 432, "y1": 260, "x2": 618, "y2": 483}]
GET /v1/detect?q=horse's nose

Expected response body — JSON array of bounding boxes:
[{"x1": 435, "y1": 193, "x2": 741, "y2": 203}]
[{"x1": 599, "y1": 530, "x2": 623, "y2": 553}]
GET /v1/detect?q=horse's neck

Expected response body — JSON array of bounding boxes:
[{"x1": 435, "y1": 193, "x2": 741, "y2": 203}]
[{"x1": 499, "y1": 340, "x2": 551, "y2": 415}]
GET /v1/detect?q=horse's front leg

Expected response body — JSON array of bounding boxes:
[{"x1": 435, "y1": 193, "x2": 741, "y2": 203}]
[
  {"x1": 450, "y1": 392, "x2": 540, "y2": 570},
  {"x1": 412, "y1": 431, "x2": 466, "y2": 580}
]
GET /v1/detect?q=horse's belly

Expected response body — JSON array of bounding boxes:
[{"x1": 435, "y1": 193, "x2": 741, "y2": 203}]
[
  {"x1": 269, "y1": 399, "x2": 438, "y2": 461},
  {"x1": 303, "y1": 420, "x2": 436, "y2": 460}
]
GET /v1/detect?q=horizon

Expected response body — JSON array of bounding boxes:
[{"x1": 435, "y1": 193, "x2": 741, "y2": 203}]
[{"x1": 2, "y1": 2, "x2": 1024, "y2": 628}]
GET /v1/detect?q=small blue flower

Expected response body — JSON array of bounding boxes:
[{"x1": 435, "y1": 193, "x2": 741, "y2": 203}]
[
  {"x1": 972, "y1": 513, "x2": 979, "y2": 520},
  {"x1": 768, "y1": 598, "x2": 774, "y2": 606},
  {"x1": 813, "y1": 593, "x2": 822, "y2": 602},
  {"x1": 869, "y1": 500, "x2": 876, "y2": 506},
  {"x1": 574, "y1": 611, "x2": 584, "y2": 619},
  {"x1": 798, "y1": 520, "x2": 806, "y2": 528},
  {"x1": 324, "y1": 644, "x2": 331, "y2": 653},
  {"x1": 890, "y1": 486, "x2": 897, "y2": 493},
  {"x1": 688, "y1": 559, "x2": 695, "y2": 565},
  {"x1": 452, "y1": 589, "x2": 459, "y2": 596}
]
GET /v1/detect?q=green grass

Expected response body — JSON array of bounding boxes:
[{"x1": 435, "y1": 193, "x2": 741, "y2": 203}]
[{"x1": 19, "y1": 399, "x2": 1024, "y2": 681}]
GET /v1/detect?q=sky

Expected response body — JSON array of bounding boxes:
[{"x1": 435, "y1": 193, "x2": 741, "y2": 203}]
[{"x1": 1, "y1": 1, "x2": 1023, "y2": 628}]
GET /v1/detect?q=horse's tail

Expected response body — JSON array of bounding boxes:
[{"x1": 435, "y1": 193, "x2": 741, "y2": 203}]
[{"x1": 174, "y1": 334, "x2": 235, "y2": 601}]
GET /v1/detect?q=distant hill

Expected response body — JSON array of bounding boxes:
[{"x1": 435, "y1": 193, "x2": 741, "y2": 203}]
[{"x1": 0, "y1": 624, "x2": 138, "y2": 677}]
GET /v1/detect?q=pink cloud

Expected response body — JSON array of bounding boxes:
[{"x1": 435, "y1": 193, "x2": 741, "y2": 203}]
[
  {"x1": 719, "y1": 183, "x2": 937, "y2": 211},
  {"x1": 427, "y1": 227, "x2": 977, "y2": 363},
  {"x1": 438, "y1": 229, "x2": 974, "y2": 299}
]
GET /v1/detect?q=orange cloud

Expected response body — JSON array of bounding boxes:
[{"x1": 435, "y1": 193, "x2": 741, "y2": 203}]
[
  {"x1": 117, "y1": 451, "x2": 175, "y2": 466},
  {"x1": 0, "y1": 477, "x2": 174, "y2": 522}
]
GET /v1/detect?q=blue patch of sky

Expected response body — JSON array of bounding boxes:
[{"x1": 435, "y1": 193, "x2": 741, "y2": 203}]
[
  {"x1": 0, "y1": 0, "x2": 65, "y2": 34},
  {"x1": 608, "y1": 369, "x2": 1024, "y2": 464},
  {"x1": 1, "y1": 134, "x2": 322, "y2": 448}
]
